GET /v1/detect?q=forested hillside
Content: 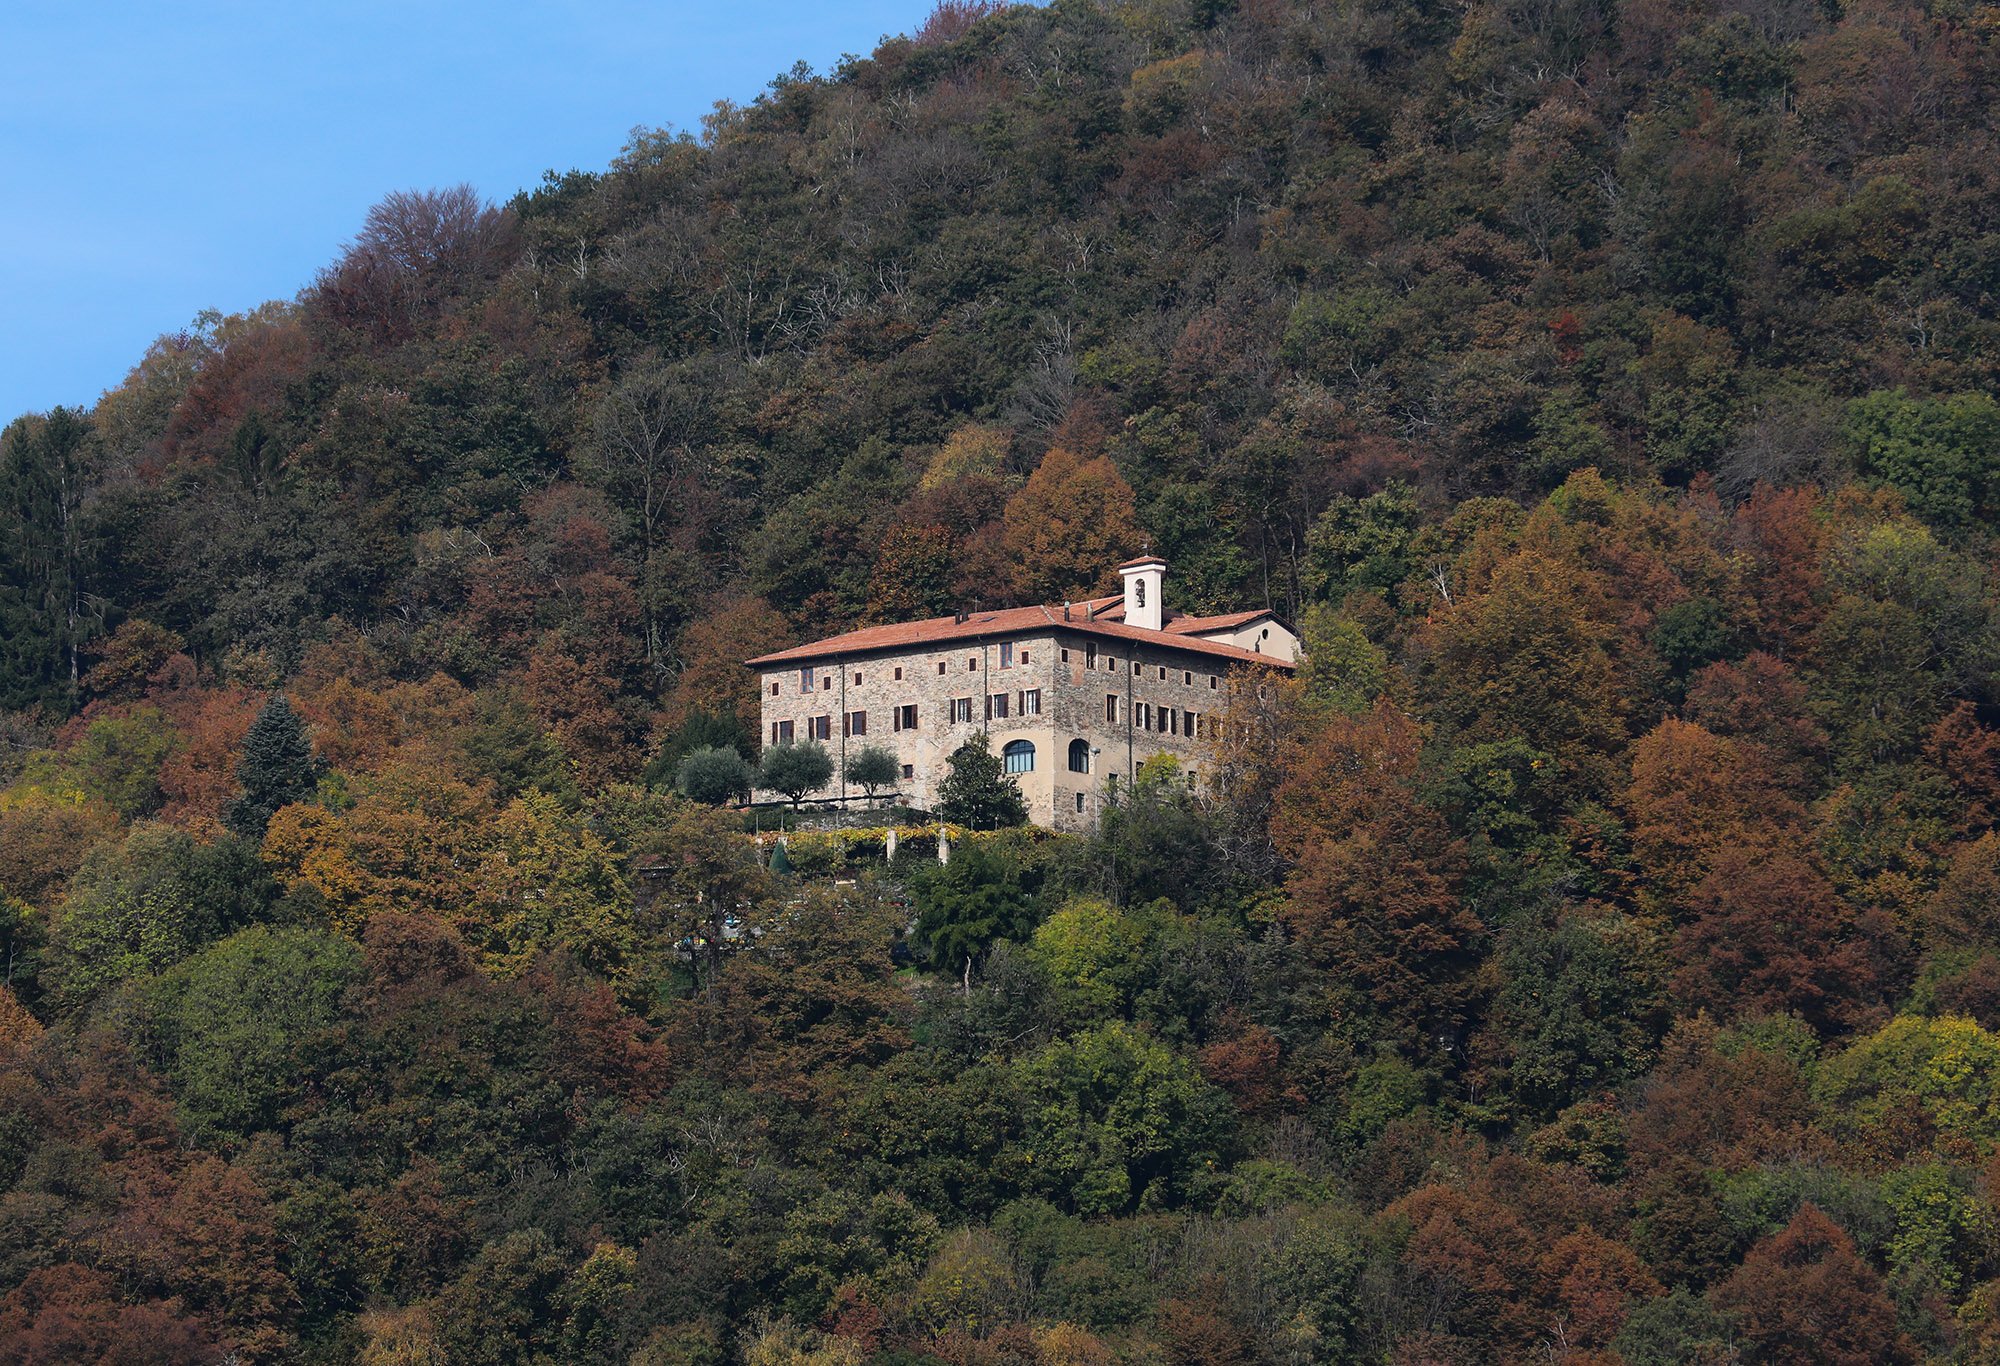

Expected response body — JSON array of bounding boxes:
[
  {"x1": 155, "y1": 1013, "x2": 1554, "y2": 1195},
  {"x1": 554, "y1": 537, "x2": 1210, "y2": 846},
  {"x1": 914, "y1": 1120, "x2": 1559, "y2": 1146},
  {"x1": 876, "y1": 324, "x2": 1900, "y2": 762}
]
[{"x1": 4, "y1": 0, "x2": 2000, "y2": 1360}]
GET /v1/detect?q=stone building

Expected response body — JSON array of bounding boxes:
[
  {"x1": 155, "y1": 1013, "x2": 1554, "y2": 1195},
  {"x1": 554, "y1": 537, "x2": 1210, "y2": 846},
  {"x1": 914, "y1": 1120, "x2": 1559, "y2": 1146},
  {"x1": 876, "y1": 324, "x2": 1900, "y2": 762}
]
[{"x1": 746, "y1": 556, "x2": 1300, "y2": 830}]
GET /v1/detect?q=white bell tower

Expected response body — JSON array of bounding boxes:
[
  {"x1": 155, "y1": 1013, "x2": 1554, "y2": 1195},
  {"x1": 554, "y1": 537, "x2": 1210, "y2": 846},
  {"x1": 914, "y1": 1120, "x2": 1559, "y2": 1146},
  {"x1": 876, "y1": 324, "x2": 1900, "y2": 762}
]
[{"x1": 1119, "y1": 554, "x2": 1166, "y2": 631}]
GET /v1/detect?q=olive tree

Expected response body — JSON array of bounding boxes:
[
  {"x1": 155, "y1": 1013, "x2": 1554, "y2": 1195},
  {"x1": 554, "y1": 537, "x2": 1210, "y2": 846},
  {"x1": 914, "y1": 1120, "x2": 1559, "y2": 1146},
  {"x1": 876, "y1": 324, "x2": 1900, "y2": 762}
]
[{"x1": 760, "y1": 742, "x2": 833, "y2": 807}]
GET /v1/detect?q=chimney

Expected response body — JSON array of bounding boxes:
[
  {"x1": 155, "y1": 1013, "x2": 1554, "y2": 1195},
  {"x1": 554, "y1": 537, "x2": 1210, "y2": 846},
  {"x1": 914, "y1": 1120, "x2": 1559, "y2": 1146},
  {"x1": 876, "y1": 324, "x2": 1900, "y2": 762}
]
[
  {"x1": 1063, "y1": 601, "x2": 1071, "y2": 621},
  {"x1": 1119, "y1": 553, "x2": 1166, "y2": 632}
]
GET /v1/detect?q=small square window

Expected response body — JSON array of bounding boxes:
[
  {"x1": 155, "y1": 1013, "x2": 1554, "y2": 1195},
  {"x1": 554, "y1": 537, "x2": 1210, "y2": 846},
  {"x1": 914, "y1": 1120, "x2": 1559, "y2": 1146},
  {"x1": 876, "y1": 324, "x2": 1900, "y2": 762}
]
[
  {"x1": 1021, "y1": 650, "x2": 1030, "y2": 663},
  {"x1": 901, "y1": 764, "x2": 914, "y2": 780}
]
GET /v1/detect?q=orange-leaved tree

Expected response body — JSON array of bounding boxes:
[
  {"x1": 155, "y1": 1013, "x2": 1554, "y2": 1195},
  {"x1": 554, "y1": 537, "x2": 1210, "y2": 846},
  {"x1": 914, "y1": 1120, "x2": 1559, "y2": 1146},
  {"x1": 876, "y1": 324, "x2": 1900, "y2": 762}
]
[
  {"x1": 999, "y1": 446, "x2": 1142, "y2": 604},
  {"x1": 1709, "y1": 1204, "x2": 1915, "y2": 1366},
  {"x1": 1272, "y1": 701, "x2": 1481, "y2": 1058}
]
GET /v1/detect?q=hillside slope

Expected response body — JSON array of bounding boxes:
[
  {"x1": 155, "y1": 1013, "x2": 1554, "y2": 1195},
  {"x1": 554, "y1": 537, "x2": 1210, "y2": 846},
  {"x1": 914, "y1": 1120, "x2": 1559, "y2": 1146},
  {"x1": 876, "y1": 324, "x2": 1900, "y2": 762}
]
[{"x1": 3, "y1": 1, "x2": 2000, "y2": 1362}]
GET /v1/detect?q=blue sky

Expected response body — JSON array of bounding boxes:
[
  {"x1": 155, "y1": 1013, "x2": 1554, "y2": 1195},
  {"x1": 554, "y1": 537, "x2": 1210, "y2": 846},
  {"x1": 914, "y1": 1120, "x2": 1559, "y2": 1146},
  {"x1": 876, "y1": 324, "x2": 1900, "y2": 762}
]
[{"x1": 0, "y1": 1, "x2": 929, "y2": 421}]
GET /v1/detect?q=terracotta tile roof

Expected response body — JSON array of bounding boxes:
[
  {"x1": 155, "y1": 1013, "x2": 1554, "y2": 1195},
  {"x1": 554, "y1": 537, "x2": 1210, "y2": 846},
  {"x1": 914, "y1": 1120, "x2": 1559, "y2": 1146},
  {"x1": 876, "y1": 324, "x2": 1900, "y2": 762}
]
[
  {"x1": 745, "y1": 598, "x2": 1296, "y2": 670},
  {"x1": 1167, "y1": 608, "x2": 1278, "y2": 634},
  {"x1": 1080, "y1": 600, "x2": 1281, "y2": 634}
]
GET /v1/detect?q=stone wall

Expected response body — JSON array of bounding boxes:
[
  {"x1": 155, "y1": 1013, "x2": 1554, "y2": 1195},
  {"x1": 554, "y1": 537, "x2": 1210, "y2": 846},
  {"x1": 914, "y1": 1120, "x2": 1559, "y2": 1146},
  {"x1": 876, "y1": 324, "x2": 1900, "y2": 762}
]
[{"x1": 759, "y1": 628, "x2": 1250, "y2": 831}]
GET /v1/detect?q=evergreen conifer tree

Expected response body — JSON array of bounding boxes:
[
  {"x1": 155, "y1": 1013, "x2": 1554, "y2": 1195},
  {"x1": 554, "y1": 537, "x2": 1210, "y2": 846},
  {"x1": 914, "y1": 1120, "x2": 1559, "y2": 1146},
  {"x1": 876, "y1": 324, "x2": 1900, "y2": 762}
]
[{"x1": 225, "y1": 694, "x2": 321, "y2": 839}]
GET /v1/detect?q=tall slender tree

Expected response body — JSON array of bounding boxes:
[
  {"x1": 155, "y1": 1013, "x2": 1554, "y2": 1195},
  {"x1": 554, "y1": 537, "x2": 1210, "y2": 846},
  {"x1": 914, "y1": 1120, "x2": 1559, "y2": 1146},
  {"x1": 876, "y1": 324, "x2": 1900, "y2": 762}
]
[{"x1": 0, "y1": 408, "x2": 100, "y2": 709}]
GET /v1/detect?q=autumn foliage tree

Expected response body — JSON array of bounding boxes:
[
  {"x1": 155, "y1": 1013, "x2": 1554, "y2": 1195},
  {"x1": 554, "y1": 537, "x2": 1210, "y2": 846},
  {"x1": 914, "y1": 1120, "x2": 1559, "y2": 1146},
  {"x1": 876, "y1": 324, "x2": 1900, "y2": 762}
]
[
  {"x1": 1418, "y1": 548, "x2": 1629, "y2": 798},
  {"x1": 1710, "y1": 1205, "x2": 1916, "y2": 1366},
  {"x1": 999, "y1": 447, "x2": 1142, "y2": 604},
  {"x1": 1670, "y1": 848, "x2": 1896, "y2": 1035},
  {"x1": 1272, "y1": 701, "x2": 1481, "y2": 1057}
]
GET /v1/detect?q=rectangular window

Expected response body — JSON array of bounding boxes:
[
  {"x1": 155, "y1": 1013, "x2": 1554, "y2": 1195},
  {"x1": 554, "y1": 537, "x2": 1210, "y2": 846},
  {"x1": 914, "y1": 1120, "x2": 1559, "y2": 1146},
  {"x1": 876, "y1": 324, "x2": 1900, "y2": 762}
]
[
  {"x1": 1159, "y1": 707, "x2": 1173, "y2": 734},
  {"x1": 1184, "y1": 670, "x2": 1193, "y2": 685},
  {"x1": 1135, "y1": 702, "x2": 1151, "y2": 730},
  {"x1": 1075, "y1": 792, "x2": 1085, "y2": 814},
  {"x1": 1134, "y1": 661, "x2": 1142, "y2": 675},
  {"x1": 951, "y1": 697, "x2": 974, "y2": 724},
  {"x1": 1061, "y1": 648, "x2": 1071, "y2": 663},
  {"x1": 844, "y1": 711, "x2": 867, "y2": 737},
  {"x1": 853, "y1": 672, "x2": 862, "y2": 686},
  {"x1": 901, "y1": 764, "x2": 914, "y2": 779},
  {"x1": 769, "y1": 681, "x2": 779, "y2": 696},
  {"x1": 988, "y1": 693, "x2": 1009, "y2": 720},
  {"x1": 999, "y1": 642, "x2": 1014, "y2": 669},
  {"x1": 894, "y1": 704, "x2": 918, "y2": 732},
  {"x1": 1106, "y1": 694, "x2": 1120, "y2": 724},
  {"x1": 1169, "y1": 709, "x2": 1180, "y2": 736},
  {"x1": 1210, "y1": 675, "x2": 1219, "y2": 690},
  {"x1": 938, "y1": 661, "x2": 947, "y2": 675},
  {"x1": 800, "y1": 668, "x2": 814, "y2": 693},
  {"x1": 1159, "y1": 666, "x2": 1167, "y2": 680},
  {"x1": 1086, "y1": 643, "x2": 1097, "y2": 668},
  {"x1": 894, "y1": 666, "x2": 904, "y2": 681},
  {"x1": 773, "y1": 720, "x2": 794, "y2": 744},
  {"x1": 809, "y1": 715, "x2": 832, "y2": 741},
  {"x1": 1020, "y1": 650, "x2": 1031, "y2": 663},
  {"x1": 968, "y1": 657, "x2": 978, "y2": 671},
  {"x1": 821, "y1": 675, "x2": 832, "y2": 692},
  {"x1": 1021, "y1": 689, "x2": 1041, "y2": 716},
  {"x1": 1186, "y1": 710, "x2": 1200, "y2": 739}
]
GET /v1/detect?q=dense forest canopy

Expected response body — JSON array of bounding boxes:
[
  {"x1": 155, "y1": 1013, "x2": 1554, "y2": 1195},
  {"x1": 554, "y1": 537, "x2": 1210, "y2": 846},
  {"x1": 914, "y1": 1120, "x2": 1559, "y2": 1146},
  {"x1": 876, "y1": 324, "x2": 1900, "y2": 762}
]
[{"x1": 4, "y1": 0, "x2": 2000, "y2": 1360}]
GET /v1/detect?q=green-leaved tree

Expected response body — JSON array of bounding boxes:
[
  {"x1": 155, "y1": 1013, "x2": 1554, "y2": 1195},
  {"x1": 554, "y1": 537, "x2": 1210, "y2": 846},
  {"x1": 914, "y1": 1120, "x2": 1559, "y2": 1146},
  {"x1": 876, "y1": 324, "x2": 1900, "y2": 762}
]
[
  {"x1": 846, "y1": 744, "x2": 901, "y2": 801},
  {"x1": 937, "y1": 736, "x2": 1026, "y2": 830},
  {"x1": 759, "y1": 741, "x2": 833, "y2": 807},
  {"x1": 677, "y1": 745, "x2": 755, "y2": 805}
]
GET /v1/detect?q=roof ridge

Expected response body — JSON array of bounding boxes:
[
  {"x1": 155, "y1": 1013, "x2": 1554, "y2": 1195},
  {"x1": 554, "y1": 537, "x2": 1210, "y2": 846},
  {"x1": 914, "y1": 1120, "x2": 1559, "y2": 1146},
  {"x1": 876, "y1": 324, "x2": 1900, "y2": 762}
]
[{"x1": 744, "y1": 604, "x2": 1293, "y2": 670}]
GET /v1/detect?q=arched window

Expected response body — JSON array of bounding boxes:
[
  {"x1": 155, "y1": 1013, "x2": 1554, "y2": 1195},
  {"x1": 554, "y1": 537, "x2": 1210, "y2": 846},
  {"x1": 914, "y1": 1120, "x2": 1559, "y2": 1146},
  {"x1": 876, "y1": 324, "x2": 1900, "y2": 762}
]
[
  {"x1": 1003, "y1": 740, "x2": 1036, "y2": 774},
  {"x1": 1068, "y1": 739, "x2": 1091, "y2": 773}
]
